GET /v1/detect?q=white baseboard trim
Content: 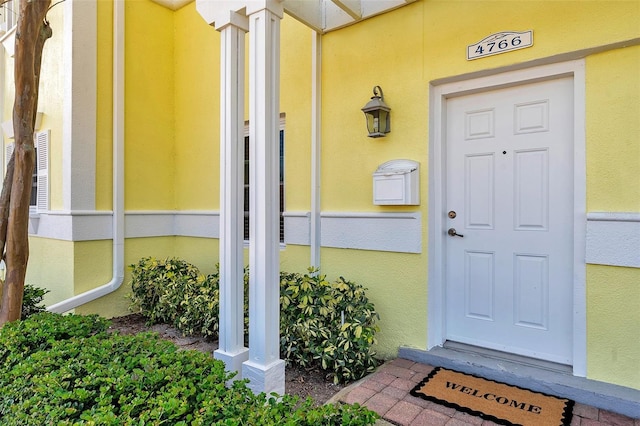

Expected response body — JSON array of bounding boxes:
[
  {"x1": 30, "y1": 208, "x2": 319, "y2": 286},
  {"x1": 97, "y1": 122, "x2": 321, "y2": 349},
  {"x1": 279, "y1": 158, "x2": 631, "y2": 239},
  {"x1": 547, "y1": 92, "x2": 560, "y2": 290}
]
[{"x1": 586, "y1": 212, "x2": 640, "y2": 268}]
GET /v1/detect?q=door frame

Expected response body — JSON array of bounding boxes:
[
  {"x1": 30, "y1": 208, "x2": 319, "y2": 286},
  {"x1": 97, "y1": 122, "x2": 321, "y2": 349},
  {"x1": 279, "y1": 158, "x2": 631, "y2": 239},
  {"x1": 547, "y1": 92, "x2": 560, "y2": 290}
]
[{"x1": 427, "y1": 60, "x2": 587, "y2": 376}]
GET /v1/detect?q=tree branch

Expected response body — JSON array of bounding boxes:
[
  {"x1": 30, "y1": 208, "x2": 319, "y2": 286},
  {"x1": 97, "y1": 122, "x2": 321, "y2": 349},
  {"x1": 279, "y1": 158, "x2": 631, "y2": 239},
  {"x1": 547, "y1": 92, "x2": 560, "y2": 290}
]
[
  {"x1": 0, "y1": 154, "x2": 15, "y2": 259},
  {"x1": 0, "y1": 0, "x2": 52, "y2": 325}
]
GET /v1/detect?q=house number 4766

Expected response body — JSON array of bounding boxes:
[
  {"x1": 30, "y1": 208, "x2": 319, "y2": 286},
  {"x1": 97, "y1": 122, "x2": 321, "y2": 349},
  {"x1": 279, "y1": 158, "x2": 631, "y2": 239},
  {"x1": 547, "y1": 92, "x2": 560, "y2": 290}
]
[{"x1": 467, "y1": 31, "x2": 533, "y2": 60}]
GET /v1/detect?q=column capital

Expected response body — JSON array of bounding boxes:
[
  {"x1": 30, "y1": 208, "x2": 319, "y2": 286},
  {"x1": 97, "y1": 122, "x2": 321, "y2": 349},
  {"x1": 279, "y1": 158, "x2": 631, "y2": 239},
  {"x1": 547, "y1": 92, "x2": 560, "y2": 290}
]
[
  {"x1": 196, "y1": 1, "x2": 249, "y2": 32},
  {"x1": 245, "y1": 0, "x2": 284, "y2": 18}
]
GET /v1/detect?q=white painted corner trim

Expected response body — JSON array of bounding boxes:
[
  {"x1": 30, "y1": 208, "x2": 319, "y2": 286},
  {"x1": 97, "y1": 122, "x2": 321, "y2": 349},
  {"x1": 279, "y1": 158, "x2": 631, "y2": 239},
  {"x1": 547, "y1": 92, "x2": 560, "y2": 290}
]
[{"x1": 586, "y1": 212, "x2": 640, "y2": 268}]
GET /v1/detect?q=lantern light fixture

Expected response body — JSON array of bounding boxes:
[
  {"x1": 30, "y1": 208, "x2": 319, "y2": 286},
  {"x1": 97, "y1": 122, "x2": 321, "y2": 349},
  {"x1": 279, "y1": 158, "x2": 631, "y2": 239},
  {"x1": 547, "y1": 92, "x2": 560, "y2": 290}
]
[{"x1": 361, "y1": 85, "x2": 391, "y2": 138}]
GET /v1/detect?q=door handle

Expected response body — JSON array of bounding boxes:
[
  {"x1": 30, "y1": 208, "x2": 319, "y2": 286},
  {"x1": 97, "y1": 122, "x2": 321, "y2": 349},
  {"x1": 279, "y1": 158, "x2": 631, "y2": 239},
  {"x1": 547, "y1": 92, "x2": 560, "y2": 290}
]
[{"x1": 447, "y1": 228, "x2": 464, "y2": 238}]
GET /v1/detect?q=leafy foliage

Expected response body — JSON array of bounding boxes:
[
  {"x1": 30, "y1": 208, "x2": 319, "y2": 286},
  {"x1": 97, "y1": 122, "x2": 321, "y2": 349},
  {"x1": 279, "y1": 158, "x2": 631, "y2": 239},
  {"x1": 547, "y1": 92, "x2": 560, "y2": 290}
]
[
  {"x1": 280, "y1": 271, "x2": 380, "y2": 383},
  {"x1": 0, "y1": 313, "x2": 378, "y2": 425},
  {"x1": 129, "y1": 257, "x2": 201, "y2": 324},
  {"x1": 128, "y1": 257, "x2": 221, "y2": 337},
  {"x1": 129, "y1": 258, "x2": 380, "y2": 383},
  {"x1": 21, "y1": 284, "x2": 50, "y2": 319}
]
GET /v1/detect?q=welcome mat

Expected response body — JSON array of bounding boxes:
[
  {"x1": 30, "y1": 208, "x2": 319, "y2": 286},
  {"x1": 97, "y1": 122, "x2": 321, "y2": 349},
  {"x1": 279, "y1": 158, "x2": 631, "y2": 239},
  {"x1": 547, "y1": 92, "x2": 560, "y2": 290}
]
[{"x1": 410, "y1": 367, "x2": 573, "y2": 426}]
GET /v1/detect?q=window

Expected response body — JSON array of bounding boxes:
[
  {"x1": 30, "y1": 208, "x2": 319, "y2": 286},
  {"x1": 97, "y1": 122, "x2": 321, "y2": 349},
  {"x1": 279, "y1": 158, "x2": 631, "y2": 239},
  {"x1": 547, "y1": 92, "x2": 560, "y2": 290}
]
[
  {"x1": 5, "y1": 130, "x2": 49, "y2": 213},
  {"x1": 30, "y1": 148, "x2": 37, "y2": 206},
  {"x1": 0, "y1": 0, "x2": 16, "y2": 34},
  {"x1": 244, "y1": 120, "x2": 285, "y2": 243}
]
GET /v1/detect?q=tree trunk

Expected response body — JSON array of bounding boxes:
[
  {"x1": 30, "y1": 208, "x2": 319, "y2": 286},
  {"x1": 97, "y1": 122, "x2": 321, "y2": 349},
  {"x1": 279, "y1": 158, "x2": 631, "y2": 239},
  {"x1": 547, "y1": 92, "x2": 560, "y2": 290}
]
[{"x1": 0, "y1": 0, "x2": 51, "y2": 325}]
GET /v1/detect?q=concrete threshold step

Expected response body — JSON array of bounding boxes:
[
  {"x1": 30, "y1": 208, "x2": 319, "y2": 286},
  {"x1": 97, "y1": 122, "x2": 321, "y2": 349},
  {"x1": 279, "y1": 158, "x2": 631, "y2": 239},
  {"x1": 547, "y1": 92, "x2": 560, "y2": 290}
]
[{"x1": 399, "y1": 345, "x2": 640, "y2": 419}]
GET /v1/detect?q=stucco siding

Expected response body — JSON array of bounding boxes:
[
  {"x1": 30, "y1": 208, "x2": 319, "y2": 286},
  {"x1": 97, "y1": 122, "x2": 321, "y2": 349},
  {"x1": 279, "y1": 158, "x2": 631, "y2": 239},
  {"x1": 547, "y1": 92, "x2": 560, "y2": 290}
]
[
  {"x1": 2, "y1": 0, "x2": 637, "y2": 391},
  {"x1": 587, "y1": 265, "x2": 640, "y2": 390},
  {"x1": 586, "y1": 46, "x2": 640, "y2": 212}
]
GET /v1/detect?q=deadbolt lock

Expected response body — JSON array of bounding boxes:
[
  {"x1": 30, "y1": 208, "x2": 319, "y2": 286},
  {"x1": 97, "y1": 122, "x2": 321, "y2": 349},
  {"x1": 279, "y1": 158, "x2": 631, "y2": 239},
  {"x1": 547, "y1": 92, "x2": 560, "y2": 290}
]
[{"x1": 448, "y1": 211, "x2": 457, "y2": 219}]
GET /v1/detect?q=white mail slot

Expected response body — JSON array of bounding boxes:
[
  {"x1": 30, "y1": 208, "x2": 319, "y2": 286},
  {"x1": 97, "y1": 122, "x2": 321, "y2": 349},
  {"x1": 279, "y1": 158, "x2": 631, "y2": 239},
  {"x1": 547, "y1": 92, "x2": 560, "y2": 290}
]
[{"x1": 373, "y1": 159, "x2": 420, "y2": 205}]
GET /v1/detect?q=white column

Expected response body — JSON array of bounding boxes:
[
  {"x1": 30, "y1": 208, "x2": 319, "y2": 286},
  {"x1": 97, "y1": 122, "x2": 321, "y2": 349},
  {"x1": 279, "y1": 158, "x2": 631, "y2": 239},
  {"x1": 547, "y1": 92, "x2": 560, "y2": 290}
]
[
  {"x1": 310, "y1": 32, "x2": 322, "y2": 270},
  {"x1": 242, "y1": 0, "x2": 285, "y2": 395},
  {"x1": 62, "y1": 0, "x2": 97, "y2": 211},
  {"x1": 212, "y1": 12, "x2": 250, "y2": 379}
]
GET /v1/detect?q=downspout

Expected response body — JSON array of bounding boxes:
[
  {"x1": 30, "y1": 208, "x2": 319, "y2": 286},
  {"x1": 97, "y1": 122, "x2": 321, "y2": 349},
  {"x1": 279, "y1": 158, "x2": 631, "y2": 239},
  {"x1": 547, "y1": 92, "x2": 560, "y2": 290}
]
[
  {"x1": 48, "y1": 1, "x2": 125, "y2": 313},
  {"x1": 310, "y1": 31, "x2": 321, "y2": 269}
]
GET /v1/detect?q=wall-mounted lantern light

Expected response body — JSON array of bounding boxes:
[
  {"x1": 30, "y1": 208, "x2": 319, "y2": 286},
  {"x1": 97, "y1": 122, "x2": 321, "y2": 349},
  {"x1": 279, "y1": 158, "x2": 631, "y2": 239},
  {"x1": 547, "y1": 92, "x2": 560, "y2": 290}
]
[{"x1": 361, "y1": 85, "x2": 391, "y2": 138}]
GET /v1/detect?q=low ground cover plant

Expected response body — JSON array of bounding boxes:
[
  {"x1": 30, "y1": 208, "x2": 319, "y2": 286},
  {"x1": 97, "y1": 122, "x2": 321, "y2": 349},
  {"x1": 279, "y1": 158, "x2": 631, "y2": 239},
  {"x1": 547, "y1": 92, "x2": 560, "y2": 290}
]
[
  {"x1": 129, "y1": 258, "x2": 380, "y2": 383},
  {"x1": 0, "y1": 312, "x2": 378, "y2": 425}
]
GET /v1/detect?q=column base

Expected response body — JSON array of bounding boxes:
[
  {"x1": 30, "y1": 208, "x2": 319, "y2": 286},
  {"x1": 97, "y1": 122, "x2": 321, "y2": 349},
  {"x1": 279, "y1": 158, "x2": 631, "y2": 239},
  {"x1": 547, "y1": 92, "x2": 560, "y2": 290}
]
[
  {"x1": 242, "y1": 359, "x2": 285, "y2": 395},
  {"x1": 214, "y1": 347, "x2": 249, "y2": 382}
]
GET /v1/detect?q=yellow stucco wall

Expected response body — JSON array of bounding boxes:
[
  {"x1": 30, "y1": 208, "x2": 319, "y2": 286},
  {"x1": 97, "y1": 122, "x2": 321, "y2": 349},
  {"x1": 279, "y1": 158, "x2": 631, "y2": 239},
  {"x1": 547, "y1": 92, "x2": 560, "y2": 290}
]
[
  {"x1": 174, "y1": 4, "x2": 220, "y2": 210},
  {"x1": 173, "y1": 236, "x2": 220, "y2": 275},
  {"x1": 586, "y1": 46, "x2": 640, "y2": 212},
  {"x1": 76, "y1": 237, "x2": 176, "y2": 318},
  {"x1": 321, "y1": 0, "x2": 640, "y2": 212},
  {"x1": 36, "y1": 4, "x2": 64, "y2": 210},
  {"x1": 587, "y1": 265, "x2": 640, "y2": 390},
  {"x1": 316, "y1": 1, "x2": 640, "y2": 385},
  {"x1": 172, "y1": 3, "x2": 313, "y2": 212},
  {"x1": 124, "y1": 1, "x2": 176, "y2": 210},
  {"x1": 321, "y1": 248, "x2": 427, "y2": 358},
  {"x1": 26, "y1": 238, "x2": 75, "y2": 306},
  {"x1": 75, "y1": 236, "x2": 221, "y2": 318},
  {"x1": 321, "y1": 8, "x2": 426, "y2": 213},
  {"x1": 11, "y1": 0, "x2": 640, "y2": 392},
  {"x1": 423, "y1": 0, "x2": 640, "y2": 79},
  {"x1": 583, "y1": 45, "x2": 640, "y2": 389},
  {"x1": 89, "y1": 0, "x2": 640, "y2": 387},
  {"x1": 280, "y1": 16, "x2": 313, "y2": 212}
]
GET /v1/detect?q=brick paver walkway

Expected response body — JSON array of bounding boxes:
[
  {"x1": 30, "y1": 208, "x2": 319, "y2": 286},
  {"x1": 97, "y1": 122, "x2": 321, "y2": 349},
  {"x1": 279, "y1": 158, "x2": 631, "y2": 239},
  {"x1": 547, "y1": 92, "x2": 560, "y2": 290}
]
[{"x1": 333, "y1": 358, "x2": 639, "y2": 426}]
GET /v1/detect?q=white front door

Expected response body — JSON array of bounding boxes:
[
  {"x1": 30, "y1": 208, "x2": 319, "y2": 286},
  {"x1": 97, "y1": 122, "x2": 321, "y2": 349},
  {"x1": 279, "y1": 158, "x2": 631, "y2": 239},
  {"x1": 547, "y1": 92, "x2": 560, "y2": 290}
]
[{"x1": 445, "y1": 77, "x2": 574, "y2": 365}]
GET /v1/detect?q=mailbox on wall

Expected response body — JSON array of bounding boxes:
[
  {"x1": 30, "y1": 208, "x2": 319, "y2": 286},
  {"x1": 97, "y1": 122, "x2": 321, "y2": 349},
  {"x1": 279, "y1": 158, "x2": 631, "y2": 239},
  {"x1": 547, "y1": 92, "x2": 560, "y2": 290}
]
[{"x1": 373, "y1": 159, "x2": 420, "y2": 205}]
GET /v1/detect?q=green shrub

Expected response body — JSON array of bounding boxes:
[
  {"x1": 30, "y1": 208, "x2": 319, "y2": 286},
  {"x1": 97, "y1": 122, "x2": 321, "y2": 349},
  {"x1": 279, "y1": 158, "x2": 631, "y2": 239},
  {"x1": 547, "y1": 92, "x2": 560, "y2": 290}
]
[
  {"x1": 280, "y1": 270, "x2": 336, "y2": 369},
  {"x1": 129, "y1": 258, "x2": 380, "y2": 383},
  {"x1": 21, "y1": 284, "x2": 50, "y2": 319},
  {"x1": 325, "y1": 276, "x2": 380, "y2": 382},
  {"x1": 129, "y1": 257, "x2": 221, "y2": 337},
  {"x1": 281, "y1": 271, "x2": 380, "y2": 383},
  {"x1": 0, "y1": 313, "x2": 377, "y2": 425}
]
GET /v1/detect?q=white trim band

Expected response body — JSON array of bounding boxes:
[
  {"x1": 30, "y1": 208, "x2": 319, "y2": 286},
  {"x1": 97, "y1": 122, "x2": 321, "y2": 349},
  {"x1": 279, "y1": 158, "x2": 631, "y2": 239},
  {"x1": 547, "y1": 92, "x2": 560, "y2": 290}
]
[
  {"x1": 30, "y1": 210, "x2": 422, "y2": 254},
  {"x1": 127, "y1": 210, "x2": 221, "y2": 239},
  {"x1": 285, "y1": 211, "x2": 422, "y2": 253},
  {"x1": 586, "y1": 212, "x2": 640, "y2": 268}
]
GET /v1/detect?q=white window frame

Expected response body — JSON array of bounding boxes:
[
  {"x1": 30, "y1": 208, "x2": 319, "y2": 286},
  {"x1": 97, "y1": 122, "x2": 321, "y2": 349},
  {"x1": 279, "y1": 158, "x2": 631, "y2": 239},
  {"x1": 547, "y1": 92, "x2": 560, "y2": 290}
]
[
  {"x1": 0, "y1": 0, "x2": 16, "y2": 34},
  {"x1": 5, "y1": 129, "x2": 49, "y2": 215},
  {"x1": 243, "y1": 115, "x2": 286, "y2": 243}
]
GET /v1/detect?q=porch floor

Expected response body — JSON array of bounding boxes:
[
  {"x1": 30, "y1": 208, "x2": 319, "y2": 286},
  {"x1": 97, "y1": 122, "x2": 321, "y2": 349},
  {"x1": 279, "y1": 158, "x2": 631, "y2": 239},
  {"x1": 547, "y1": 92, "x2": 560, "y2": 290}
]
[{"x1": 329, "y1": 358, "x2": 640, "y2": 426}]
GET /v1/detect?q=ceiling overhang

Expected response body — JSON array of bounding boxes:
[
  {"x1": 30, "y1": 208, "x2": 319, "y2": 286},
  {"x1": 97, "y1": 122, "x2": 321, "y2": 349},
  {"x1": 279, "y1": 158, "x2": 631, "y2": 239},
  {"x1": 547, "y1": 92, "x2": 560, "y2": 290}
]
[
  {"x1": 284, "y1": 0, "x2": 417, "y2": 34},
  {"x1": 153, "y1": 0, "x2": 417, "y2": 33},
  {"x1": 152, "y1": 0, "x2": 193, "y2": 11}
]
